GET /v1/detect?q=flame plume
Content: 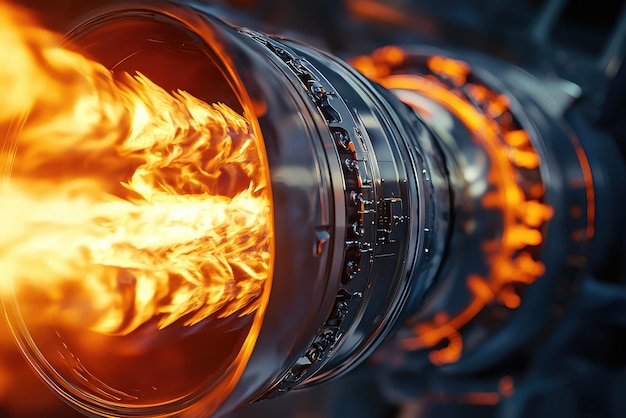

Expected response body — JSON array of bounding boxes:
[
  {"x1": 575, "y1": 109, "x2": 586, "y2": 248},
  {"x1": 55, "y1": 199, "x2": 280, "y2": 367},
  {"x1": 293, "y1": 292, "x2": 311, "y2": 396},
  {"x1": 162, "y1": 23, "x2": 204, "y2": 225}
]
[{"x1": 0, "y1": 1, "x2": 273, "y2": 336}]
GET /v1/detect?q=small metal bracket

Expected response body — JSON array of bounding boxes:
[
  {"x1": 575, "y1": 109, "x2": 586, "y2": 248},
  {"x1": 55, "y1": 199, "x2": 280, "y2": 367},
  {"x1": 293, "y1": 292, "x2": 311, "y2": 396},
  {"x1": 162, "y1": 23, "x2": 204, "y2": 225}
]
[{"x1": 377, "y1": 197, "x2": 404, "y2": 243}]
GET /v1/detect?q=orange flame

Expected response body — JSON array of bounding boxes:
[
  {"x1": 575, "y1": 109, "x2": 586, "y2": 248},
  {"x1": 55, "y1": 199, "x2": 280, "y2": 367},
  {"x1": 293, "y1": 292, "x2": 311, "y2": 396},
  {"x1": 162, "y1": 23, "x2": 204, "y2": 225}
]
[{"x1": 0, "y1": 1, "x2": 273, "y2": 338}]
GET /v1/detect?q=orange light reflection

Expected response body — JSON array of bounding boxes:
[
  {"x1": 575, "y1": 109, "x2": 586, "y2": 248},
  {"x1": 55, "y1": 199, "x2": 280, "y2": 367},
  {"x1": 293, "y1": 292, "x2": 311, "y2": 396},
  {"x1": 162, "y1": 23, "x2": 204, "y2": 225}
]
[{"x1": 352, "y1": 50, "x2": 553, "y2": 365}]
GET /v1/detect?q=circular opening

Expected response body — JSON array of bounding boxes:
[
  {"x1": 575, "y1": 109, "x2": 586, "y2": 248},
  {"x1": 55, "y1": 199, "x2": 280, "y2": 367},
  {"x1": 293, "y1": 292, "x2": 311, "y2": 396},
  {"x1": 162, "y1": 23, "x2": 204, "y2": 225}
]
[{"x1": 3, "y1": 8, "x2": 273, "y2": 416}]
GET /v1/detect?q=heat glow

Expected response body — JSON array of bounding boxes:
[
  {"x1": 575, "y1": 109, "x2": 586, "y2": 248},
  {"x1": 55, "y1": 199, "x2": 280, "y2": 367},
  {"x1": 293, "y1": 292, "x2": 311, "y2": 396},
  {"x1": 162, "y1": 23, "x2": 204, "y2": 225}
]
[
  {"x1": 0, "y1": 1, "x2": 273, "y2": 337},
  {"x1": 352, "y1": 47, "x2": 552, "y2": 366}
]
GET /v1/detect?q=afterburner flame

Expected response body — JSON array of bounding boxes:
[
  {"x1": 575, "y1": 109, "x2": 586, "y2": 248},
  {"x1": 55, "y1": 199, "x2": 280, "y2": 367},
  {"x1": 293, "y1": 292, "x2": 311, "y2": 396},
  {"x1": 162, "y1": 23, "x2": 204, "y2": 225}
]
[{"x1": 0, "y1": 1, "x2": 272, "y2": 336}]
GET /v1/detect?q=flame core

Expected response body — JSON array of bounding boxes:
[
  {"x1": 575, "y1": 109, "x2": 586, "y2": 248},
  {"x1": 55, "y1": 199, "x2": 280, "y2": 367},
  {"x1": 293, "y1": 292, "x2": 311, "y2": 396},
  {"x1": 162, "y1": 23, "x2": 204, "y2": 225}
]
[{"x1": 0, "y1": 0, "x2": 273, "y2": 339}]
